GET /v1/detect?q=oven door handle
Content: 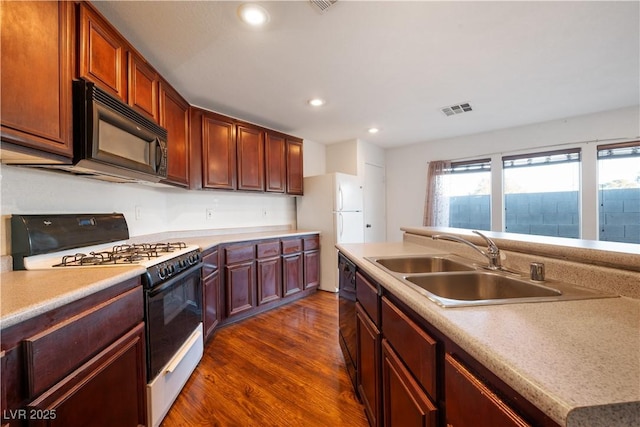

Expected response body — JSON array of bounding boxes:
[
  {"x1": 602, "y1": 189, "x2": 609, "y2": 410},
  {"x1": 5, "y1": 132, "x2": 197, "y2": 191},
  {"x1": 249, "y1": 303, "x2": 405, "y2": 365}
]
[
  {"x1": 164, "y1": 326, "x2": 203, "y2": 375},
  {"x1": 147, "y1": 263, "x2": 202, "y2": 297}
]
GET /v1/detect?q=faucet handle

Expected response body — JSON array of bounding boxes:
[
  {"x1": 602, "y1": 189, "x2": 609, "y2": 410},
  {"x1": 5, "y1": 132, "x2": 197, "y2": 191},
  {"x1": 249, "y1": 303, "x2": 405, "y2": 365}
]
[
  {"x1": 472, "y1": 230, "x2": 499, "y2": 254},
  {"x1": 530, "y1": 262, "x2": 545, "y2": 281}
]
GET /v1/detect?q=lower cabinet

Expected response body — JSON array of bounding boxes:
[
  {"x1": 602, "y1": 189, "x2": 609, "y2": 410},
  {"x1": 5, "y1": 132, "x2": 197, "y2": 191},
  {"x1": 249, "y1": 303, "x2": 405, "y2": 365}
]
[
  {"x1": 218, "y1": 234, "x2": 320, "y2": 325},
  {"x1": 26, "y1": 323, "x2": 146, "y2": 427},
  {"x1": 0, "y1": 278, "x2": 146, "y2": 427},
  {"x1": 382, "y1": 340, "x2": 438, "y2": 427},
  {"x1": 444, "y1": 354, "x2": 531, "y2": 427},
  {"x1": 356, "y1": 303, "x2": 381, "y2": 427},
  {"x1": 202, "y1": 248, "x2": 220, "y2": 342}
]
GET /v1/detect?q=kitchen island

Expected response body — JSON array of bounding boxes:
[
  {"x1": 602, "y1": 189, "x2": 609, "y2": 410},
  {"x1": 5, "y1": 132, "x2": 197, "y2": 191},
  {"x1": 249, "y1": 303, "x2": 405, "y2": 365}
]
[{"x1": 337, "y1": 228, "x2": 640, "y2": 427}]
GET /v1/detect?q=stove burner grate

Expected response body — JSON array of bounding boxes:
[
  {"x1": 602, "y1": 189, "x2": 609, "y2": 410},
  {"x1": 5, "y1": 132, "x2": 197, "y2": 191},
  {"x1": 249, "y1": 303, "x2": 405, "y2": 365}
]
[{"x1": 52, "y1": 242, "x2": 188, "y2": 267}]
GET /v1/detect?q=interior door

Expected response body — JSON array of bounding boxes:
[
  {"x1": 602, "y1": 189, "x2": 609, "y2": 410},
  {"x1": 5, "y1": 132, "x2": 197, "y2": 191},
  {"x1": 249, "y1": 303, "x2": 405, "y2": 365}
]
[{"x1": 364, "y1": 163, "x2": 386, "y2": 243}]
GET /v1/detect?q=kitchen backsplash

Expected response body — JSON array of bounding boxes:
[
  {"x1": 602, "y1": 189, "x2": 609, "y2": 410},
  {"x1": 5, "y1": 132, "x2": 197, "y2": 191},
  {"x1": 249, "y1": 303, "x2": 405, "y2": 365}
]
[{"x1": 0, "y1": 165, "x2": 296, "y2": 256}]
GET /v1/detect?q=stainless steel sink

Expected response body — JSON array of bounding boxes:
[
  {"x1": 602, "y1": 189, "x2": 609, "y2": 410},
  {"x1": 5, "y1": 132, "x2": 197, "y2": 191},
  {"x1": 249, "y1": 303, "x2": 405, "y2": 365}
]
[
  {"x1": 367, "y1": 255, "x2": 476, "y2": 274},
  {"x1": 405, "y1": 272, "x2": 560, "y2": 300},
  {"x1": 402, "y1": 271, "x2": 618, "y2": 307}
]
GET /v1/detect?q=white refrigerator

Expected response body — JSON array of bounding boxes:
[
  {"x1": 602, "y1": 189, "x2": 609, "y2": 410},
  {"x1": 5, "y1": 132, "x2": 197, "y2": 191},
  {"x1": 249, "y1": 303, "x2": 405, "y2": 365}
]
[{"x1": 296, "y1": 173, "x2": 364, "y2": 292}]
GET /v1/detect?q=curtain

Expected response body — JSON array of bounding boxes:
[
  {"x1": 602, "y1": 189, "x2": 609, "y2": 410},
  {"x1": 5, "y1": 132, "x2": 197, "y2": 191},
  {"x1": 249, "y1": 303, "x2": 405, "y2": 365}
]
[{"x1": 423, "y1": 160, "x2": 451, "y2": 226}]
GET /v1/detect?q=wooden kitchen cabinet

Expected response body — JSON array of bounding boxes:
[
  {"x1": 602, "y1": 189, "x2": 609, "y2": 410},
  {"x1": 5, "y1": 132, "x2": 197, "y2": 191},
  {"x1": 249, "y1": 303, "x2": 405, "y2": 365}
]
[
  {"x1": 78, "y1": 2, "x2": 128, "y2": 101},
  {"x1": 286, "y1": 139, "x2": 304, "y2": 195},
  {"x1": 160, "y1": 79, "x2": 191, "y2": 187},
  {"x1": 444, "y1": 354, "x2": 530, "y2": 427},
  {"x1": 0, "y1": 0, "x2": 74, "y2": 159},
  {"x1": 201, "y1": 111, "x2": 237, "y2": 190},
  {"x1": 265, "y1": 132, "x2": 287, "y2": 193},
  {"x1": 27, "y1": 323, "x2": 146, "y2": 427},
  {"x1": 224, "y1": 244, "x2": 257, "y2": 318},
  {"x1": 202, "y1": 248, "x2": 221, "y2": 342},
  {"x1": 357, "y1": 303, "x2": 381, "y2": 427},
  {"x1": 382, "y1": 339, "x2": 438, "y2": 427},
  {"x1": 257, "y1": 241, "x2": 282, "y2": 305},
  {"x1": 237, "y1": 125, "x2": 265, "y2": 191},
  {"x1": 0, "y1": 278, "x2": 145, "y2": 427},
  {"x1": 303, "y1": 235, "x2": 320, "y2": 290},
  {"x1": 128, "y1": 52, "x2": 159, "y2": 121},
  {"x1": 282, "y1": 238, "x2": 303, "y2": 296}
]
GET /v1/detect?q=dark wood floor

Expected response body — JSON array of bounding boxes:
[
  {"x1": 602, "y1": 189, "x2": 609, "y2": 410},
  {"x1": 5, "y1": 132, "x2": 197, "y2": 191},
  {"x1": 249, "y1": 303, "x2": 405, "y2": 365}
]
[{"x1": 161, "y1": 291, "x2": 369, "y2": 427}]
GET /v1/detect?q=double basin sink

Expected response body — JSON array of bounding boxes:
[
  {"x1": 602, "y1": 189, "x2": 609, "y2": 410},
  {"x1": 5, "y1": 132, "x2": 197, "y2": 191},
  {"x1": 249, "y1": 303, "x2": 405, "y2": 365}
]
[{"x1": 366, "y1": 255, "x2": 617, "y2": 307}]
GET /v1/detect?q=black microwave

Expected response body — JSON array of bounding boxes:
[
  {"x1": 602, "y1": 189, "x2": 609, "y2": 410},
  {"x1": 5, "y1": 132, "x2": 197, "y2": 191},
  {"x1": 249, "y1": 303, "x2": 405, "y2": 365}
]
[{"x1": 69, "y1": 78, "x2": 168, "y2": 183}]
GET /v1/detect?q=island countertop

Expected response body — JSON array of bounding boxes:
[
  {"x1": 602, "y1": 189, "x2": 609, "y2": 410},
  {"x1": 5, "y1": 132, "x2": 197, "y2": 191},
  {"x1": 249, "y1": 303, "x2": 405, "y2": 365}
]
[{"x1": 337, "y1": 241, "x2": 640, "y2": 427}]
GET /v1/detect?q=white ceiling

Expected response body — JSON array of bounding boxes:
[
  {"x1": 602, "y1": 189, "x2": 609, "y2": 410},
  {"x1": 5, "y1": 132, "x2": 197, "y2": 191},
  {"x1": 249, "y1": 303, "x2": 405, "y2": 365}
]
[{"x1": 93, "y1": 1, "x2": 640, "y2": 149}]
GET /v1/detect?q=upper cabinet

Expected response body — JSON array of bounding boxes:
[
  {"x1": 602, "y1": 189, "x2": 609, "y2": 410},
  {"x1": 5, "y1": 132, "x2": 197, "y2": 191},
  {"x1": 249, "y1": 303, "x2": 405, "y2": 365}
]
[
  {"x1": 129, "y1": 52, "x2": 160, "y2": 121},
  {"x1": 78, "y1": 2, "x2": 127, "y2": 101},
  {"x1": 199, "y1": 110, "x2": 237, "y2": 190},
  {"x1": 265, "y1": 133, "x2": 287, "y2": 193},
  {"x1": 237, "y1": 125, "x2": 265, "y2": 192},
  {"x1": 160, "y1": 80, "x2": 190, "y2": 187},
  {"x1": 286, "y1": 139, "x2": 304, "y2": 195},
  {"x1": 0, "y1": 0, "x2": 74, "y2": 159}
]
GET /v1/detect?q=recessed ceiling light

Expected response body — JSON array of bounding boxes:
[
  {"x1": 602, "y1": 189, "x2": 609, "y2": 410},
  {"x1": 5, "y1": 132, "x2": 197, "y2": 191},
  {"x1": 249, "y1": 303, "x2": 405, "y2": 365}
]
[
  {"x1": 238, "y1": 3, "x2": 270, "y2": 26},
  {"x1": 368, "y1": 127, "x2": 380, "y2": 134},
  {"x1": 308, "y1": 98, "x2": 325, "y2": 107}
]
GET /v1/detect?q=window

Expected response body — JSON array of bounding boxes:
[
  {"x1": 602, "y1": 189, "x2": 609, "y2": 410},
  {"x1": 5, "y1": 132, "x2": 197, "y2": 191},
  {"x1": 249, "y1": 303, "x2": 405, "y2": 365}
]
[
  {"x1": 424, "y1": 159, "x2": 491, "y2": 230},
  {"x1": 598, "y1": 142, "x2": 640, "y2": 244},
  {"x1": 447, "y1": 159, "x2": 491, "y2": 231},
  {"x1": 503, "y1": 149, "x2": 581, "y2": 238}
]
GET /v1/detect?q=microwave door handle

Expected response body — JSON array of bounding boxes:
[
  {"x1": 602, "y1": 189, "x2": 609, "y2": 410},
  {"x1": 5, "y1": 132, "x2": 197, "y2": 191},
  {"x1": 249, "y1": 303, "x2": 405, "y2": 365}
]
[{"x1": 155, "y1": 138, "x2": 163, "y2": 169}]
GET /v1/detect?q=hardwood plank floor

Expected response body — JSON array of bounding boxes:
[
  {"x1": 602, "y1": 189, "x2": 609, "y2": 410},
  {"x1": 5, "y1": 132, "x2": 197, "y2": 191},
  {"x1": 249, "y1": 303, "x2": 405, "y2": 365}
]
[{"x1": 161, "y1": 291, "x2": 369, "y2": 427}]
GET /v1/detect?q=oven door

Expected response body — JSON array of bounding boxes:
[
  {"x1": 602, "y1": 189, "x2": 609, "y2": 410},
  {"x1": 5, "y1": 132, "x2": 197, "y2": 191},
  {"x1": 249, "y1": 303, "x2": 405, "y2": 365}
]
[{"x1": 145, "y1": 264, "x2": 202, "y2": 381}]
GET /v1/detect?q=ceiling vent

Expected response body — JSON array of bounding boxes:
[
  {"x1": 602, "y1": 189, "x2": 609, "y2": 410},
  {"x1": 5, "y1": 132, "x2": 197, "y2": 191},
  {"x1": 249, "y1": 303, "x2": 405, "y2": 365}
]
[
  {"x1": 440, "y1": 102, "x2": 473, "y2": 117},
  {"x1": 309, "y1": 0, "x2": 338, "y2": 14}
]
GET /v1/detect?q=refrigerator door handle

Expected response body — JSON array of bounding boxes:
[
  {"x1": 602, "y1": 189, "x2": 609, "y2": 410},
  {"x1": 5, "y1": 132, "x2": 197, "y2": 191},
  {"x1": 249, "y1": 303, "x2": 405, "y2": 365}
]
[
  {"x1": 338, "y1": 185, "x2": 343, "y2": 211},
  {"x1": 339, "y1": 213, "x2": 344, "y2": 238}
]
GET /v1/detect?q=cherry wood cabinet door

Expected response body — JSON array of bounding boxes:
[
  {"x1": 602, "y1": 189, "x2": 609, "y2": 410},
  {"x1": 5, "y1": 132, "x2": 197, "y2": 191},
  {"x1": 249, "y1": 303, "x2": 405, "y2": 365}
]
[
  {"x1": 203, "y1": 270, "x2": 220, "y2": 342},
  {"x1": 257, "y1": 256, "x2": 282, "y2": 305},
  {"x1": 444, "y1": 354, "x2": 530, "y2": 427},
  {"x1": 265, "y1": 133, "x2": 286, "y2": 193},
  {"x1": 225, "y1": 261, "x2": 256, "y2": 318},
  {"x1": 160, "y1": 80, "x2": 190, "y2": 187},
  {"x1": 357, "y1": 303, "x2": 381, "y2": 427},
  {"x1": 27, "y1": 323, "x2": 147, "y2": 427},
  {"x1": 286, "y1": 139, "x2": 304, "y2": 195},
  {"x1": 382, "y1": 340, "x2": 438, "y2": 427},
  {"x1": 237, "y1": 125, "x2": 265, "y2": 191},
  {"x1": 282, "y1": 253, "x2": 303, "y2": 296},
  {"x1": 128, "y1": 52, "x2": 159, "y2": 121},
  {"x1": 0, "y1": 0, "x2": 73, "y2": 157},
  {"x1": 78, "y1": 3, "x2": 127, "y2": 100},
  {"x1": 202, "y1": 113, "x2": 236, "y2": 190},
  {"x1": 303, "y1": 250, "x2": 320, "y2": 290}
]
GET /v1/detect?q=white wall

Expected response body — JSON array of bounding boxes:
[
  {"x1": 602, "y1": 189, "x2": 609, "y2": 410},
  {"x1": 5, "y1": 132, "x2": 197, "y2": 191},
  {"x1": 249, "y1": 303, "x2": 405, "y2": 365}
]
[
  {"x1": 385, "y1": 106, "x2": 640, "y2": 241},
  {"x1": 0, "y1": 166, "x2": 296, "y2": 255},
  {"x1": 302, "y1": 139, "x2": 327, "y2": 177}
]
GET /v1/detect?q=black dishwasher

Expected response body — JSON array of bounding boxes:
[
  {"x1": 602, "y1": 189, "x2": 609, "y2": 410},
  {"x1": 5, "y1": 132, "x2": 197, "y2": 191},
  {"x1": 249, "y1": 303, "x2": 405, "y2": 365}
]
[{"x1": 338, "y1": 252, "x2": 358, "y2": 393}]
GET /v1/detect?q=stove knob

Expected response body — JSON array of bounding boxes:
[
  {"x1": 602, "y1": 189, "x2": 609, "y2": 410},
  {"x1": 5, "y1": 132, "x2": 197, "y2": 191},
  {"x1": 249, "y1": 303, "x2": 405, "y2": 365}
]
[
  {"x1": 168, "y1": 264, "x2": 176, "y2": 275},
  {"x1": 158, "y1": 267, "x2": 166, "y2": 280}
]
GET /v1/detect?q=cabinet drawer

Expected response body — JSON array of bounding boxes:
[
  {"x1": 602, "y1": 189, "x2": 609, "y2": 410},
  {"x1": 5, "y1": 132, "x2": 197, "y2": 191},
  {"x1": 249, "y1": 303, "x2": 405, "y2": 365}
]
[
  {"x1": 281, "y1": 238, "x2": 302, "y2": 254},
  {"x1": 381, "y1": 297, "x2": 438, "y2": 401},
  {"x1": 225, "y1": 244, "x2": 256, "y2": 264},
  {"x1": 445, "y1": 354, "x2": 531, "y2": 427},
  {"x1": 203, "y1": 248, "x2": 219, "y2": 276},
  {"x1": 257, "y1": 241, "x2": 281, "y2": 259},
  {"x1": 24, "y1": 286, "x2": 143, "y2": 397},
  {"x1": 356, "y1": 272, "x2": 379, "y2": 326},
  {"x1": 303, "y1": 235, "x2": 319, "y2": 251}
]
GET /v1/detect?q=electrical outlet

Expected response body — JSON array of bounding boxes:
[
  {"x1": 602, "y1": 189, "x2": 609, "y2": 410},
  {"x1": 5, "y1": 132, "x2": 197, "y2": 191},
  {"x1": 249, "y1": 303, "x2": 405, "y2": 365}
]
[{"x1": 206, "y1": 208, "x2": 214, "y2": 221}]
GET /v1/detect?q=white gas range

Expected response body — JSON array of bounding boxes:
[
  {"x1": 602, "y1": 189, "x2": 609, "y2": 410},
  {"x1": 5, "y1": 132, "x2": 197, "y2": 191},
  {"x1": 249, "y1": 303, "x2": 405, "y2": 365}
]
[{"x1": 11, "y1": 213, "x2": 204, "y2": 427}]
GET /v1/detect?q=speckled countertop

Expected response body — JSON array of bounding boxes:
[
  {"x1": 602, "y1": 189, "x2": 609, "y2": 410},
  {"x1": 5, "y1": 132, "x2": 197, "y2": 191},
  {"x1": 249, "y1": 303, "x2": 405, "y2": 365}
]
[
  {"x1": 0, "y1": 227, "x2": 319, "y2": 330},
  {"x1": 336, "y1": 240, "x2": 640, "y2": 427}
]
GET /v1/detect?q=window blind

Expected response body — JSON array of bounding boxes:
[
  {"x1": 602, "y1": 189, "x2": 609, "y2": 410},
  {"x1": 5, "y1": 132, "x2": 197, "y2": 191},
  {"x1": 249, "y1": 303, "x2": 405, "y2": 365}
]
[{"x1": 503, "y1": 148, "x2": 581, "y2": 169}]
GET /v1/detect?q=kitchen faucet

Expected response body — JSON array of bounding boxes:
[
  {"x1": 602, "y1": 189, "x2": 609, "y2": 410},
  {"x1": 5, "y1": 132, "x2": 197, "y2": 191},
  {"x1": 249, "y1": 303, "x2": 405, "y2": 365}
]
[{"x1": 432, "y1": 230, "x2": 503, "y2": 270}]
